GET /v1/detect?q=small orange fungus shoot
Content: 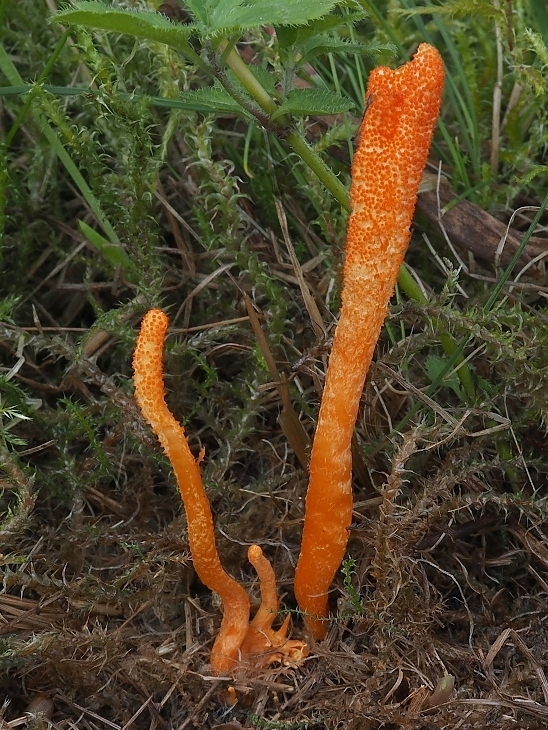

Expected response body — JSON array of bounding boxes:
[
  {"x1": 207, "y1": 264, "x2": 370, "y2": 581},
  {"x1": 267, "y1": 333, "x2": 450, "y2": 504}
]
[
  {"x1": 240, "y1": 545, "x2": 309, "y2": 668},
  {"x1": 294, "y1": 44, "x2": 445, "y2": 639},
  {"x1": 133, "y1": 309, "x2": 307, "y2": 672}
]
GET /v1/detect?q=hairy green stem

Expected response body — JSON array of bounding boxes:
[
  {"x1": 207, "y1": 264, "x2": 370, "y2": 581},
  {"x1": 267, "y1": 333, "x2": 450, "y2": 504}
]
[
  {"x1": 221, "y1": 44, "x2": 278, "y2": 115},
  {"x1": 286, "y1": 131, "x2": 350, "y2": 210}
]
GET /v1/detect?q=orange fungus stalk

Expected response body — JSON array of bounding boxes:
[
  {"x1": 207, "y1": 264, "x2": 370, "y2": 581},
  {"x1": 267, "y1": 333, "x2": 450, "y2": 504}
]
[
  {"x1": 294, "y1": 44, "x2": 445, "y2": 639},
  {"x1": 133, "y1": 310, "x2": 308, "y2": 672},
  {"x1": 240, "y1": 545, "x2": 309, "y2": 667},
  {"x1": 132, "y1": 309, "x2": 250, "y2": 673}
]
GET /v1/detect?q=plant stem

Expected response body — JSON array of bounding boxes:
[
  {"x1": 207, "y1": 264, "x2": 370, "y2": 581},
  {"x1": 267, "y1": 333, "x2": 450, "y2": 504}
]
[
  {"x1": 215, "y1": 43, "x2": 350, "y2": 209},
  {"x1": 286, "y1": 131, "x2": 350, "y2": 210},
  {"x1": 222, "y1": 45, "x2": 278, "y2": 115}
]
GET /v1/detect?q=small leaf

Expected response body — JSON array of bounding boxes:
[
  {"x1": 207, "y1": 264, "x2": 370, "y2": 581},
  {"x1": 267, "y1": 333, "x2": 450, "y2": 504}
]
[
  {"x1": 53, "y1": 2, "x2": 199, "y2": 49},
  {"x1": 172, "y1": 85, "x2": 252, "y2": 115},
  {"x1": 272, "y1": 88, "x2": 354, "y2": 120},
  {"x1": 299, "y1": 36, "x2": 396, "y2": 64},
  {"x1": 275, "y1": 25, "x2": 300, "y2": 50},
  {"x1": 183, "y1": 0, "x2": 208, "y2": 24},
  {"x1": 530, "y1": 0, "x2": 548, "y2": 45},
  {"x1": 426, "y1": 355, "x2": 463, "y2": 400},
  {"x1": 78, "y1": 220, "x2": 135, "y2": 279},
  {"x1": 204, "y1": 0, "x2": 342, "y2": 32},
  {"x1": 519, "y1": 164, "x2": 548, "y2": 186}
]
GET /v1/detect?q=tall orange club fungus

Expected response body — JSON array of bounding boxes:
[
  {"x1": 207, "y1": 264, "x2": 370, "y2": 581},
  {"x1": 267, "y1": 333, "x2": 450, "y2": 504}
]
[{"x1": 294, "y1": 44, "x2": 445, "y2": 639}]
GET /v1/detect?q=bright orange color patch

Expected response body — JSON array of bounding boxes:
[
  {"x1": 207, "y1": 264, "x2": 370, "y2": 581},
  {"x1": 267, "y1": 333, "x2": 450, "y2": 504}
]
[{"x1": 294, "y1": 44, "x2": 445, "y2": 639}]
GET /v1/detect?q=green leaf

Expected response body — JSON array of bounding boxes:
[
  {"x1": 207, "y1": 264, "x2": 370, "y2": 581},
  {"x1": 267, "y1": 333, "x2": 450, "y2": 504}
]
[
  {"x1": 78, "y1": 220, "x2": 135, "y2": 279},
  {"x1": 53, "y1": 2, "x2": 200, "y2": 49},
  {"x1": 275, "y1": 9, "x2": 367, "y2": 49},
  {"x1": 275, "y1": 25, "x2": 300, "y2": 50},
  {"x1": 185, "y1": 0, "x2": 342, "y2": 33},
  {"x1": 426, "y1": 355, "x2": 463, "y2": 400},
  {"x1": 299, "y1": 36, "x2": 396, "y2": 64},
  {"x1": 183, "y1": 0, "x2": 209, "y2": 24},
  {"x1": 272, "y1": 88, "x2": 354, "y2": 120},
  {"x1": 173, "y1": 85, "x2": 252, "y2": 115},
  {"x1": 53, "y1": 1, "x2": 348, "y2": 53},
  {"x1": 530, "y1": 0, "x2": 548, "y2": 45}
]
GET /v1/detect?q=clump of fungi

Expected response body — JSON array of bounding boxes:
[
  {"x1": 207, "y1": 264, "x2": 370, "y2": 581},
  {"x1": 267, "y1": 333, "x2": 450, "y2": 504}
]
[
  {"x1": 132, "y1": 43, "x2": 445, "y2": 673},
  {"x1": 133, "y1": 309, "x2": 308, "y2": 674}
]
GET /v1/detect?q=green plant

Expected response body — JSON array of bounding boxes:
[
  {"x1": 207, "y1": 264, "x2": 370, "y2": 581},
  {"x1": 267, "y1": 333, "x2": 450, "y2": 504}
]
[{"x1": 339, "y1": 556, "x2": 366, "y2": 616}]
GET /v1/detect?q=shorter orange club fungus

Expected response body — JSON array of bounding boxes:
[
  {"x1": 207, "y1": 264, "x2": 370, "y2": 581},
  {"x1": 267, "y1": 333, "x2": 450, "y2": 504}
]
[
  {"x1": 132, "y1": 309, "x2": 307, "y2": 673},
  {"x1": 294, "y1": 44, "x2": 445, "y2": 639},
  {"x1": 241, "y1": 545, "x2": 308, "y2": 667}
]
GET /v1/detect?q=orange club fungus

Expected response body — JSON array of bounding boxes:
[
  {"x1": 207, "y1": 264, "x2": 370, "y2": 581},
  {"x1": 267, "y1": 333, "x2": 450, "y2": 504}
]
[
  {"x1": 132, "y1": 308, "x2": 308, "y2": 674},
  {"x1": 294, "y1": 43, "x2": 445, "y2": 639}
]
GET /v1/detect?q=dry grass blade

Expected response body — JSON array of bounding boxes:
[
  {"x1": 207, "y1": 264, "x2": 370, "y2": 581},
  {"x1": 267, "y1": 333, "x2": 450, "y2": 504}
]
[
  {"x1": 243, "y1": 294, "x2": 310, "y2": 469},
  {"x1": 483, "y1": 628, "x2": 548, "y2": 705},
  {"x1": 275, "y1": 199, "x2": 326, "y2": 340},
  {"x1": 0, "y1": 593, "x2": 66, "y2": 634}
]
